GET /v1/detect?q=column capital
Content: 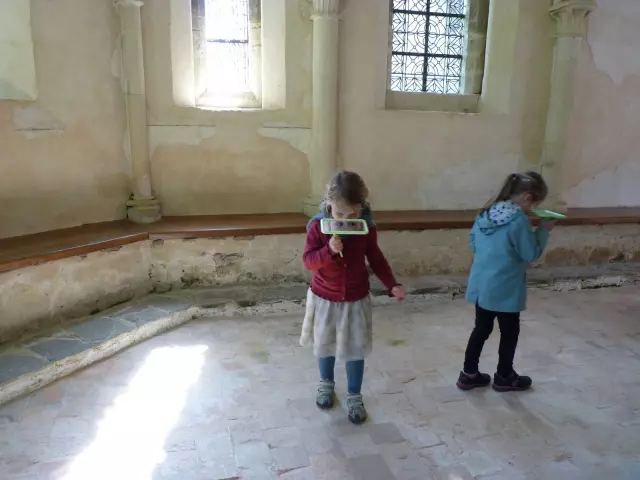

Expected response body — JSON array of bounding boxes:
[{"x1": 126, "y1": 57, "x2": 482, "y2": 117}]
[
  {"x1": 311, "y1": 0, "x2": 340, "y2": 18},
  {"x1": 549, "y1": 0, "x2": 596, "y2": 37},
  {"x1": 114, "y1": 0, "x2": 143, "y2": 8}
]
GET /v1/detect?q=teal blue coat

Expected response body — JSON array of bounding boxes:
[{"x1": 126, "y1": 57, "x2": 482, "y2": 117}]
[{"x1": 465, "y1": 205, "x2": 550, "y2": 313}]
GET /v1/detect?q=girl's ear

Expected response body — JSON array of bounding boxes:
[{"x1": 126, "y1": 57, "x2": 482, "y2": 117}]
[{"x1": 522, "y1": 192, "x2": 533, "y2": 203}]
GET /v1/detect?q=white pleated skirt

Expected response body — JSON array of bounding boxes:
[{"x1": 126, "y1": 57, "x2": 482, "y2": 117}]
[{"x1": 300, "y1": 289, "x2": 373, "y2": 362}]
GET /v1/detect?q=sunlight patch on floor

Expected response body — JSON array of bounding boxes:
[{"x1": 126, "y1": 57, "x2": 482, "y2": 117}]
[{"x1": 61, "y1": 345, "x2": 207, "y2": 480}]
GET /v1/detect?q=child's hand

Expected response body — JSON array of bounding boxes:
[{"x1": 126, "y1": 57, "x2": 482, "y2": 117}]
[
  {"x1": 329, "y1": 235, "x2": 343, "y2": 255},
  {"x1": 540, "y1": 220, "x2": 556, "y2": 231},
  {"x1": 391, "y1": 285, "x2": 406, "y2": 301}
]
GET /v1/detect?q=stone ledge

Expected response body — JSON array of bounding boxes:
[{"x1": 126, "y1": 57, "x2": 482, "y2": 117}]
[
  {"x1": 1, "y1": 208, "x2": 639, "y2": 273},
  {"x1": 3, "y1": 224, "x2": 640, "y2": 346},
  {"x1": 1, "y1": 263, "x2": 638, "y2": 407}
]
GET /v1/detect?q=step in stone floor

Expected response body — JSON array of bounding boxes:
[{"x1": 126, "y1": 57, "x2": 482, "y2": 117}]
[{"x1": 1, "y1": 263, "x2": 639, "y2": 407}]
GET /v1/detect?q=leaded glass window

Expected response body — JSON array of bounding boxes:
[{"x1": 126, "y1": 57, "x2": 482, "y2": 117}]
[{"x1": 391, "y1": 0, "x2": 467, "y2": 94}]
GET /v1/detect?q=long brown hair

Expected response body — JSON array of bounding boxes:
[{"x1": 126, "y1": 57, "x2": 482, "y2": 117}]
[{"x1": 482, "y1": 171, "x2": 548, "y2": 213}]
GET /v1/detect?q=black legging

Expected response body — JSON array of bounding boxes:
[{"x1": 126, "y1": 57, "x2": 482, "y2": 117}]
[{"x1": 463, "y1": 303, "x2": 520, "y2": 378}]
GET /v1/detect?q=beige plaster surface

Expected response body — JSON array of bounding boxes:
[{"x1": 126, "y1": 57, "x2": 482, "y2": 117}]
[
  {"x1": 142, "y1": 0, "x2": 313, "y2": 216},
  {"x1": 564, "y1": 0, "x2": 640, "y2": 207},
  {"x1": 0, "y1": 0, "x2": 129, "y2": 239},
  {"x1": 338, "y1": 0, "x2": 554, "y2": 210},
  {"x1": 2, "y1": 0, "x2": 640, "y2": 238}
]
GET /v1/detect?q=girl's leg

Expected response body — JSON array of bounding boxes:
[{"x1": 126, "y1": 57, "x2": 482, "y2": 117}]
[
  {"x1": 458, "y1": 304, "x2": 495, "y2": 390},
  {"x1": 345, "y1": 359, "x2": 366, "y2": 425},
  {"x1": 495, "y1": 312, "x2": 520, "y2": 377},
  {"x1": 463, "y1": 304, "x2": 495, "y2": 373},
  {"x1": 318, "y1": 356, "x2": 336, "y2": 382},
  {"x1": 345, "y1": 360, "x2": 365, "y2": 394},
  {"x1": 493, "y1": 313, "x2": 532, "y2": 391},
  {"x1": 316, "y1": 357, "x2": 336, "y2": 409}
]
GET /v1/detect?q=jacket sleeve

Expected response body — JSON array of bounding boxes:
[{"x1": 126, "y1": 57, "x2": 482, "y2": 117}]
[
  {"x1": 469, "y1": 222, "x2": 477, "y2": 253},
  {"x1": 302, "y1": 221, "x2": 335, "y2": 271},
  {"x1": 509, "y1": 214, "x2": 550, "y2": 263},
  {"x1": 366, "y1": 227, "x2": 398, "y2": 292}
]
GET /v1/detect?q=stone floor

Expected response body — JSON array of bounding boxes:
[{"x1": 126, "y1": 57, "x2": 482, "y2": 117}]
[{"x1": 1, "y1": 287, "x2": 640, "y2": 480}]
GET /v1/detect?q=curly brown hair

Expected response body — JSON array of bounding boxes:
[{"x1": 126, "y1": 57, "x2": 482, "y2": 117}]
[{"x1": 321, "y1": 171, "x2": 369, "y2": 210}]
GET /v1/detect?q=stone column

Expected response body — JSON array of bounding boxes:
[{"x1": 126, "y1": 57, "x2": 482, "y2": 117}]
[
  {"x1": 540, "y1": 0, "x2": 595, "y2": 211},
  {"x1": 117, "y1": 0, "x2": 161, "y2": 223},
  {"x1": 304, "y1": 0, "x2": 340, "y2": 216},
  {"x1": 462, "y1": 0, "x2": 489, "y2": 95}
]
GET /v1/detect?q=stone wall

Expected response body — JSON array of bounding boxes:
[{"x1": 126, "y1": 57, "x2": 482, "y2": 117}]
[
  {"x1": 3, "y1": 0, "x2": 639, "y2": 239},
  {"x1": 564, "y1": 0, "x2": 640, "y2": 207},
  {"x1": 0, "y1": 0, "x2": 129, "y2": 239},
  {"x1": 2, "y1": 223, "x2": 640, "y2": 343}
]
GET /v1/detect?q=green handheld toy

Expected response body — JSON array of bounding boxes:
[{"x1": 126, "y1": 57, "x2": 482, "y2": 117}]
[
  {"x1": 532, "y1": 208, "x2": 567, "y2": 220},
  {"x1": 320, "y1": 218, "x2": 369, "y2": 257}
]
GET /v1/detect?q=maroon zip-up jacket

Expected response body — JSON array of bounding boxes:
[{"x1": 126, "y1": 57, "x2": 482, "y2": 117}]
[{"x1": 303, "y1": 219, "x2": 398, "y2": 302}]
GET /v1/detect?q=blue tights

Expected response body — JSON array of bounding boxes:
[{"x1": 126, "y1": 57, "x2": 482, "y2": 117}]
[{"x1": 318, "y1": 356, "x2": 364, "y2": 394}]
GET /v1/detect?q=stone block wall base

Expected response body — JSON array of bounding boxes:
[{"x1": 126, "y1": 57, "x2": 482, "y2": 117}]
[{"x1": 2, "y1": 223, "x2": 640, "y2": 344}]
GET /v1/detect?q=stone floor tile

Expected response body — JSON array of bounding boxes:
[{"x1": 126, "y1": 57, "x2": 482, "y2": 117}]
[
  {"x1": 29, "y1": 337, "x2": 92, "y2": 362},
  {"x1": 299, "y1": 427, "x2": 342, "y2": 456},
  {"x1": 229, "y1": 419, "x2": 266, "y2": 445},
  {"x1": 2, "y1": 288, "x2": 640, "y2": 479},
  {"x1": 458, "y1": 450, "x2": 502, "y2": 477},
  {"x1": 278, "y1": 466, "x2": 315, "y2": 480},
  {"x1": 121, "y1": 307, "x2": 168, "y2": 326},
  {"x1": 368, "y1": 422, "x2": 405, "y2": 445},
  {"x1": 234, "y1": 441, "x2": 273, "y2": 470},
  {"x1": 145, "y1": 296, "x2": 194, "y2": 313},
  {"x1": 198, "y1": 453, "x2": 238, "y2": 479},
  {"x1": 66, "y1": 317, "x2": 133, "y2": 344},
  {"x1": 271, "y1": 446, "x2": 310, "y2": 473},
  {"x1": 264, "y1": 426, "x2": 300, "y2": 448},
  {"x1": 350, "y1": 454, "x2": 396, "y2": 480},
  {"x1": 378, "y1": 443, "x2": 436, "y2": 480},
  {"x1": 0, "y1": 350, "x2": 49, "y2": 383},
  {"x1": 259, "y1": 406, "x2": 295, "y2": 430},
  {"x1": 157, "y1": 449, "x2": 201, "y2": 478},
  {"x1": 311, "y1": 453, "x2": 356, "y2": 480},
  {"x1": 337, "y1": 433, "x2": 378, "y2": 459},
  {"x1": 433, "y1": 466, "x2": 475, "y2": 480}
]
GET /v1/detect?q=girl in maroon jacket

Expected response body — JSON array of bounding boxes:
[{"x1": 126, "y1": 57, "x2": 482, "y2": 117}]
[{"x1": 300, "y1": 171, "x2": 405, "y2": 424}]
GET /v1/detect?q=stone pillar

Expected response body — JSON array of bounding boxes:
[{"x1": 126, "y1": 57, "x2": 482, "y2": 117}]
[
  {"x1": 249, "y1": 0, "x2": 263, "y2": 103},
  {"x1": 462, "y1": 0, "x2": 489, "y2": 95},
  {"x1": 304, "y1": 0, "x2": 340, "y2": 216},
  {"x1": 117, "y1": 0, "x2": 161, "y2": 223},
  {"x1": 540, "y1": 0, "x2": 595, "y2": 211}
]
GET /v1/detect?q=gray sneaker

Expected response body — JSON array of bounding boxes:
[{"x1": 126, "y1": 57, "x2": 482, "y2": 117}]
[
  {"x1": 316, "y1": 380, "x2": 335, "y2": 409},
  {"x1": 347, "y1": 393, "x2": 367, "y2": 425}
]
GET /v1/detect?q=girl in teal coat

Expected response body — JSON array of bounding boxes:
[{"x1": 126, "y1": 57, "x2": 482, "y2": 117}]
[{"x1": 457, "y1": 172, "x2": 556, "y2": 392}]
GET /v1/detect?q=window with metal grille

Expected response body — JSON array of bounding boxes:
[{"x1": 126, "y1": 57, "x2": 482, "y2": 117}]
[{"x1": 390, "y1": 0, "x2": 467, "y2": 94}]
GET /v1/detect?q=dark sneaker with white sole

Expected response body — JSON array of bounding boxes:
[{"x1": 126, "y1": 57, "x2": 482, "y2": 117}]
[
  {"x1": 316, "y1": 380, "x2": 335, "y2": 409},
  {"x1": 492, "y1": 371, "x2": 532, "y2": 392},
  {"x1": 347, "y1": 393, "x2": 367, "y2": 425},
  {"x1": 456, "y1": 371, "x2": 492, "y2": 390}
]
